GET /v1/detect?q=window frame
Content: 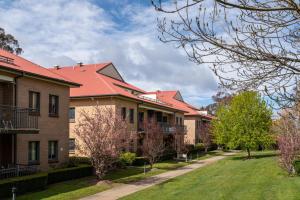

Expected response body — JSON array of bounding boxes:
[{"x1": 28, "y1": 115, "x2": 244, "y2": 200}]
[
  {"x1": 69, "y1": 107, "x2": 75, "y2": 122},
  {"x1": 49, "y1": 94, "x2": 59, "y2": 117},
  {"x1": 129, "y1": 108, "x2": 134, "y2": 124},
  {"x1": 28, "y1": 141, "x2": 40, "y2": 165},
  {"x1": 121, "y1": 107, "x2": 126, "y2": 120},
  {"x1": 48, "y1": 140, "x2": 58, "y2": 163},
  {"x1": 29, "y1": 91, "x2": 40, "y2": 116},
  {"x1": 69, "y1": 138, "x2": 76, "y2": 154}
]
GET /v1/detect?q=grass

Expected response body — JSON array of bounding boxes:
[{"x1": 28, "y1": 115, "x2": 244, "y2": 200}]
[
  {"x1": 15, "y1": 176, "x2": 111, "y2": 200},
  {"x1": 121, "y1": 151, "x2": 300, "y2": 200},
  {"x1": 15, "y1": 159, "x2": 196, "y2": 200}
]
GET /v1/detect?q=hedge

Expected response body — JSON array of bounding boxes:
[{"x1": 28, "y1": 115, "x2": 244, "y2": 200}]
[
  {"x1": 0, "y1": 173, "x2": 48, "y2": 198},
  {"x1": 48, "y1": 165, "x2": 93, "y2": 184},
  {"x1": 133, "y1": 152, "x2": 177, "y2": 166},
  {"x1": 294, "y1": 160, "x2": 300, "y2": 175}
]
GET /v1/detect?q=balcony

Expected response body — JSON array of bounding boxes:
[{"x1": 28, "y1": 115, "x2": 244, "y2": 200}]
[
  {"x1": 0, "y1": 105, "x2": 39, "y2": 134},
  {"x1": 159, "y1": 123, "x2": 187, "y2": 135}
]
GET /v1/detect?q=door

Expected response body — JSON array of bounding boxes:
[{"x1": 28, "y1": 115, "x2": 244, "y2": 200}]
[{"x1": 0, "y1": 135, "x2": 13, "y2": 167}]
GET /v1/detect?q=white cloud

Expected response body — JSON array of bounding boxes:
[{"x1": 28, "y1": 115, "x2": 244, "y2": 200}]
[{"x1": 0, "y1": 0, "x2": 218, "y2": 107}]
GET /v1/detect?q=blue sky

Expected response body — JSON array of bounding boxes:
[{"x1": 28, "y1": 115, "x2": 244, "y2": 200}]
[{"x1": 0, "y1": 0, "x2": 217, "y2": 107}]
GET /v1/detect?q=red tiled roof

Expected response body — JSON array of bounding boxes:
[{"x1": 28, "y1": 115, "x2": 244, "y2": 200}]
[
  {"x1": 50, "y1": 64, "x2": 186, "y2": 112},
  {"x1": 0, "y1": 49, "x2": 80, "y2": 86},
  {"x1": 148, "y1": 90, "x2": 214, "y2": 120}
]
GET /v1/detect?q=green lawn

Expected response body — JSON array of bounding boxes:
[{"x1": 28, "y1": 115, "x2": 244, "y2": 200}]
[
  {"x1": 15, "y1": 159, "x2": 194, "y2": 200},
  {"x1": 16, "y1": 176, "x2": 112, "y2": 200},
  {"x1": 121, "y1": 151, "x2": 300, "y2": 200}
]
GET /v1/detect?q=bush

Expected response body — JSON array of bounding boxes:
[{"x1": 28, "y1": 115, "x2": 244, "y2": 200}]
[
  {"x1": 119, "y1": 152, "x2": 136, "y2": 166},
  {"x1": 195, "y1": 143, "x2": 205, "y2": 151},
  {"x1": 294, "y1": 160, "x2": 300, "y2": 175},
  {"x1": 0, "y1": 173, "x2": 48, "y2": 198},
  {"x1": 132, "y1": 157, "x2": 149, "y2": 166},
  {"x1": 48, "y1": 165, "x2": 93, "y2": 184},
  {"x1": 69, "y1": 156, "x2": 91, "y2": 167}
]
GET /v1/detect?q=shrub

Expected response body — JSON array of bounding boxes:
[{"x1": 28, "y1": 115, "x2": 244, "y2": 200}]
[
  {"x1": 195, "y1": 143, "x2": 205, "y2": 151},
  {"x1": 132, "y1": 157, "x2": 149, "y2": 166},
  {"x1": 48, "y1": 165, "x2": 93, "y2": 184},
  {"x1": 119, "y1": 152, "x2": 136, "y2": 166},
  {"x1": 294, "y1": 160, "x2": 300, "y2": 175},
  {"x1": 69, "y1": 156, "x2": 91, "y2": 167},
  {"x1": 0, "y1": 173, "x2": 48, "y2": 198}
]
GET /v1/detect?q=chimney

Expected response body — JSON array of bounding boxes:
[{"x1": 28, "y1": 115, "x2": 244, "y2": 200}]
[
  {"x1": 77, "y1": 62, "x2": 83, "y2": 67},
  {"x1": 54, "y1": 65, "x2": 60, "y2": 70}
]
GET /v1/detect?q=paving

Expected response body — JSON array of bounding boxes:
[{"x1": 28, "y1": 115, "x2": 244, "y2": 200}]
[{"x1": 81, "y1": 152, "x2": 236, "y2": 200}]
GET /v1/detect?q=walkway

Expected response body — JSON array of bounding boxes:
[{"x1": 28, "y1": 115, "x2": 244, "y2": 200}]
[{"x1": 81, "y1": 152, "x2": 235, "y2": 200}]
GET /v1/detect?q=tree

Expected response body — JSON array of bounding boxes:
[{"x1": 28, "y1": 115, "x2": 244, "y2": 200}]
[
  {"x1": 200, "y1": 121, "x2": 212, "y2": 153},
  {"x1": 152, "y1": 0, "x2": 300, "y2": 107},
  {"x1": 0, "y1": 27, "x2": 22, "y2": 54},
  {"x1": 212, "y1": 91, "x2": 273, "y2": 158},
  {"x1": 205, "y1": 89, "x2": 233, "y2": 115},
  {"x1": 141, "y1": 121, "x2": 165, "y2": 169},
  {"x1": 276, "y1": 104, "x2": 300, "y2": 175},
  {"x1": 74, "y1": 106, "x2": 135, "y2": 179}
]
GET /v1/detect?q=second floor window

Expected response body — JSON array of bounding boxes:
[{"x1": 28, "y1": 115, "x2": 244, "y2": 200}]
[
  {"x1": 129, "y1": 109, "x2": 134, "y2": 124},
  {"x1": 121, "y1": 107, "x2": 126, "y2": 120},
  {"x1": 29, "y1": 91, "x2": 40, "y2": 114},
  {"x1": 49, "y1": 95, "x2": 59, "y2": 117},
  {"x1": 69, "y1": 107, "x2": 75, "y2": 122}
]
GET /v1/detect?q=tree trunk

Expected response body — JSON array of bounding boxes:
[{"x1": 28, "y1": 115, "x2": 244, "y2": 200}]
[
  {"x1": 205, "y1": 147, "x2": 208, "y2": 153},
  {"x1": 246, "y1": 148, "x2": 251, "y2": 159}
]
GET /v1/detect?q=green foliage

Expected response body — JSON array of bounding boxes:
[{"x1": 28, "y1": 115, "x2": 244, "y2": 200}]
[
  {"x1": 0, "y1": 173, "x2": 48, "y2": 198},
  {"x1": 212, "y1": 91, "x2": 273, "y2": 156},
  {"x1": 69, "y1": 156, "x2": 91, "y2": 167},
  {"x1": 0, "y1": 27, "x2": 22, "y2": 54},
  {"x1": 48, "y1": 165, "x2": 93, "y2": 184},
  {"x1": 294, "y1": 160, "x2": 300, "y2": 175},
  {"x1": 119, "y1": 152, "x2": 137, "y2": 166},
  {"x1": 132, "y1": 157, "x2": 148, "y2": 166},
  {"x1": 195, "y1": 143, "x2": 205, "y2": 150}
]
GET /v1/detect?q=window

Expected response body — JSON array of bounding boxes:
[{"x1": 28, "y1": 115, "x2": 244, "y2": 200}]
[
  {"x1": 28, "y1": 141, "x2": 40, "y2": 164},
  {"x1": 176, "y1": 117, "x2": 179, "y2": 125},
  {"x1": 121, "y1": 107, "x2": 126, "y2": 120},
  {"x1": 147, "y1": 110, "x2": 154, "y2": 122},
  {"x1": 180, "y1": 117, "x2": 183, "y2": 125},
  {"x1": 48, "y1": 141, "x2": 58, "y2": 161},
  {"x1": 163, "y1": 116, "x2": 168, "y2": 123},
  {"x1": 29, "y1": 91, "x2": 40, "y2": 115},
  {"x1": 49, "y1": 95, "x2": 59, "y2": 117},
  {"x1": 156, "y1": 112, "x2": 162, "y2": 122},
  {"x1": 69, "y1": 138, "x2": 75, "y2": 153},
  {"x1": 129, "y1": 109, "x2": 134, "y2": 123},
  {"x1": 69, "y1": 107, "x2": 75, "y2": 122}
]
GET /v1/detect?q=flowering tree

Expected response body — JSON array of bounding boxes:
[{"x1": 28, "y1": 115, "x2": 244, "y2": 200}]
[
  {"x1": 141, "y1": 121, "x2": 165, "y2": 169},
  {"x1": 276, "y1": 105, "x2": 300, "y2": 175},
  {"x1": 74, "y1": 106, "x2": 135, "y2": 179},
  {"x1": 200, "y1": 121, "x2": 212, "y2": 153}
]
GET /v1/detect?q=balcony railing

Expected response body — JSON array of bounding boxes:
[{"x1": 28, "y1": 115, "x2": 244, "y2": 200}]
[
  {"x1": 159, "y1": 123, "x2": 187, "y2": 135},
  {"x1": 138, "y1": 122, "x2": 187, "y2": 135},
  {"x1": 0, "y1": 105, "x2": 39, "y2": 133},
  {"x1": 0, "y1": 164, "x2": 38, "y2": 179}
]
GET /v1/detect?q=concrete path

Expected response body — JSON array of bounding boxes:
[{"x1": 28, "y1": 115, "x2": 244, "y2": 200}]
[{"x1": 81, "y1": 153, "x2": 235, "y2": 200}]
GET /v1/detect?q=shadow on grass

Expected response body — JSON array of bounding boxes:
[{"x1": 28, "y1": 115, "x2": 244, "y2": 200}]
[
  {"x1": 16, "y1": 176, "x2": 102, "y2": 200},
  {"x1": 231, "y1": 152, "x2": 278, "y2": 160}
]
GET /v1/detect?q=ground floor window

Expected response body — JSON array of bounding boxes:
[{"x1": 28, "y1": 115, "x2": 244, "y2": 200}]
[
  {"x1": 69, "y1": 138, "x2": 75, "y2": 153},
  {"x1": 28, "y1": 141, "x2": 40, "y2": 164},
  {"x1": 48, "y1": 141, "x2": 58, "y2": 161}
]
